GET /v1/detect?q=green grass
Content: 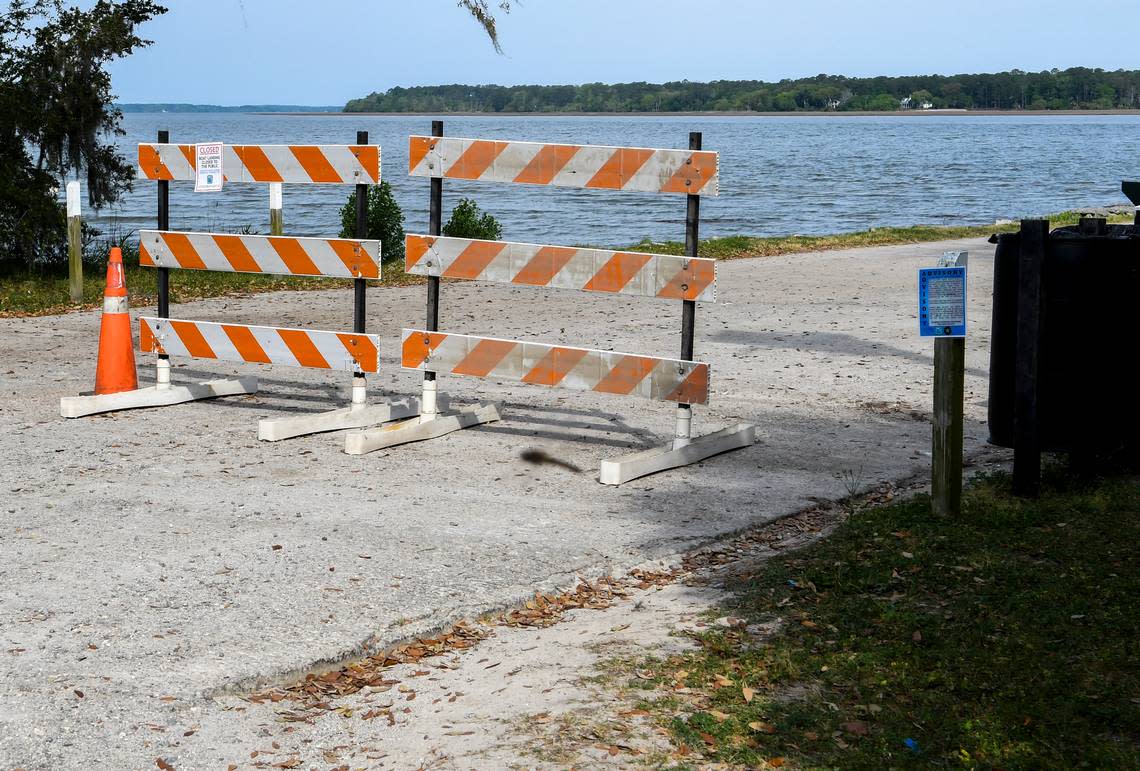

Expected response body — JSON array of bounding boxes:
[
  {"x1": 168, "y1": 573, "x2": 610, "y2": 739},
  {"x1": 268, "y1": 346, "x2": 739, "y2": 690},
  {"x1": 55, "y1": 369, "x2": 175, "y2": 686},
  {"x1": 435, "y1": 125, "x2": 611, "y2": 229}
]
[
  {"x1": 0, "y1": 256, "x2": 419, "y2": 318},
  {"x1": 622, "y1": 469, "x2": 1139, "y2": 768},
  {"x1": 1, "y1": 211, "x2": 1130, "y2": 317},
  {"x1": 629, "y1": 210, "x2": 1132, "y2": 261}
]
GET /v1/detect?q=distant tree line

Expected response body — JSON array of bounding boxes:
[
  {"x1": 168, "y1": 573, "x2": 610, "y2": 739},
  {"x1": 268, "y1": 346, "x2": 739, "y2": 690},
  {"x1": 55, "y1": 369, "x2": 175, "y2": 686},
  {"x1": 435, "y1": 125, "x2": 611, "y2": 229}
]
[{"x1": 344, "y1": 68, "x2": 1140, "y2": 113}]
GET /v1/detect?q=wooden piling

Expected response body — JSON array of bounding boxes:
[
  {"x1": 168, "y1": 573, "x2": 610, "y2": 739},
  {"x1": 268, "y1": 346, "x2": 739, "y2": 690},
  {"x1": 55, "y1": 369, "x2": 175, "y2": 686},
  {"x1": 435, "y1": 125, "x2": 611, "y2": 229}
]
[
  {"x1": 66, "y1": 181, "x2": 82, "y2": 303},
  {"x1": 932, "y1": 336, "x2": 965, "y2": 516}
]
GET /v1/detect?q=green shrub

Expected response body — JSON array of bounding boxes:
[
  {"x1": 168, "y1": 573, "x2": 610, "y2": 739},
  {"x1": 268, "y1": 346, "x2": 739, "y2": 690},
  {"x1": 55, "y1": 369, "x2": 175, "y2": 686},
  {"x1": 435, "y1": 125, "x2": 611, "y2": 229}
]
[
  {"x1": 339, "y1": 181, "x2": 405, "y2": 263},
  {"x1": 442, "y1": 198, "x2": 502, "y2": 241}
]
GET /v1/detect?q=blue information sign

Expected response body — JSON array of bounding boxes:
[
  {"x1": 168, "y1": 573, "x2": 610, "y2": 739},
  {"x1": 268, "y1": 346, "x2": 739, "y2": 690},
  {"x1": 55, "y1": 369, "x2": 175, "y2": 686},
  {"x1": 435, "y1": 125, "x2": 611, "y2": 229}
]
[{"x1": 918, "y1": 266, "x2": 967, "y2": 337}]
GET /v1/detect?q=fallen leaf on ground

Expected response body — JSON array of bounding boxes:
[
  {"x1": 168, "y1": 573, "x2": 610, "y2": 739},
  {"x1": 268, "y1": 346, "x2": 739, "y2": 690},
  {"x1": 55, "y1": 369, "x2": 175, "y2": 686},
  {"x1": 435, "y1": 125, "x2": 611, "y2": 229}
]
[
  {"x1": 709, "y1": 710, "x2": 730, "y2": 722},
  {"x1": 155, "y1": 760, "x2": 174, "y2": 771},
  {"x1": 749, "y1": 721, "x2": 778, "y2": 733},
  {"x1": 742, "y1": 685, "x2": 755, "y2": 703},
  {"x1": 841, "y1": 720, "x2": 870, "y2": 736}
]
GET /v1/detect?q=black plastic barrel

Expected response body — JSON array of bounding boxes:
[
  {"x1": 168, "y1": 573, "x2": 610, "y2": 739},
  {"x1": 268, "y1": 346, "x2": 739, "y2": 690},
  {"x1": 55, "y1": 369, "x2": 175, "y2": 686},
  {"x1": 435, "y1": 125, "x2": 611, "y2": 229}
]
[{"x1": 988, "y1": 223, "x2": 1139, "y2": 453}]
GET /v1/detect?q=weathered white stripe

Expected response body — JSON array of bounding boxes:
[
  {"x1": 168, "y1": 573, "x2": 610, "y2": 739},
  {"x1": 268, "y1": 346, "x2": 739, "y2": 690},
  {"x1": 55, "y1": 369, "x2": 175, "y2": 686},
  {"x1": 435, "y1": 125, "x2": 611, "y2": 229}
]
[
  {"x1": 103, "y1": 296, "x2": 129, "y2": 314},
  {"x1": 407, "y1": 235, "x2": 717, "y2": 302},
  {"x1": 141, "y1": 317, "x2": 379, "y2": 372},
  {"x1": 402, "y1": 329, "x2": 708, "y2": 404},
  {"x1": 487, "y1": 141, "x2": 541, "y2": 183}
]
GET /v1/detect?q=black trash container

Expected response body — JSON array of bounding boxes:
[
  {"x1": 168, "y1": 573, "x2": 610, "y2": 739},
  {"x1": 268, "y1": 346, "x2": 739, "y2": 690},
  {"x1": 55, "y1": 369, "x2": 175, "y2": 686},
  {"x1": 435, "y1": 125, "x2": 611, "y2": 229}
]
[{"x1": 988, "y1": 221, "x2": 1139, "y2": 454}]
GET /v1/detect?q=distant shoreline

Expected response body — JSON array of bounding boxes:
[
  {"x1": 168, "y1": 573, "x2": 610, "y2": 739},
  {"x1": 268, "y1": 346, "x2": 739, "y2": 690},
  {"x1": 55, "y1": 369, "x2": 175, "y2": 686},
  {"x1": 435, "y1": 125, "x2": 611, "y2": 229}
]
[{"x1": 262, "y1": 109, "x2": 1139, "y2": 118}]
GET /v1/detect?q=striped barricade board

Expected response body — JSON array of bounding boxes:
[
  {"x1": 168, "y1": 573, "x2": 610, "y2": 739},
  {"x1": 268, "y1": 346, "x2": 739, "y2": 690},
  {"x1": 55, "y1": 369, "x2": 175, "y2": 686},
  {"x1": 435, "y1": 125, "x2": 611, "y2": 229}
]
[
  {"x1": 401, "y1": 329, "x2": 709, "y2": 405},
  {"x1": 137, "y1": 144, "x2": 380, "y2": 184},
  {"x1": 140, "y1": 318, "x2": 380, "y2": 373},
  {"x1": 140, "y1": 230, "x2": 381, "y2": 279},
  {"x1": 405, "y1": 234, "x2": 716, "y2": 302},
  {"x1": 408, "y1": 137, "x2": 718, "y2": 196}
]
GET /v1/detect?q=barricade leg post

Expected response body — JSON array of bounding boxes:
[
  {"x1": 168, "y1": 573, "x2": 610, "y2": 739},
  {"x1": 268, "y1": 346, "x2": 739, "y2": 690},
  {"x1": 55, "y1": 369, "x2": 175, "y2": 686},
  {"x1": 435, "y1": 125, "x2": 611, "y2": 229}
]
[
  {"x1": 600, "y1": 130, "x2": 755, "y2": 484},
  {"x1": 259, "y1": 129, "x2": 421, "y2": 441},
  {"x1": 345, "y1": 119, "x2": 499, "y2": 455}
]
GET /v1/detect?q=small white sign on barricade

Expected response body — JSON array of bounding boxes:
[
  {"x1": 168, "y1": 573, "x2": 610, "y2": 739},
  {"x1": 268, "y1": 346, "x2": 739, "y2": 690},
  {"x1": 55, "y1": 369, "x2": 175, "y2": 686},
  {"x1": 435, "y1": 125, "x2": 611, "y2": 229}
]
[{"x1": 194, "y1": 142, "x2": 224, "y2": 192}]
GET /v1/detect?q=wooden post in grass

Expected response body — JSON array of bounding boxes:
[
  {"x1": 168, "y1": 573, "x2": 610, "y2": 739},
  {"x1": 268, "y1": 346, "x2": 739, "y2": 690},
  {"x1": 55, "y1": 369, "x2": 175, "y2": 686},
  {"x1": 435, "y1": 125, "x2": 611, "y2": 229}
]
[
  {"x1": 927, "y1": 250, "x2": 968, "y2": 517},
  {"x1": 932, "y1": 336, "x2": 965, "y2": 516},
  {"x1": 269, "y1": 183, "x2": 284, "y2": 236},
  {"x1": 66, "y1": 181, "x2": 83, "y2": 303},
  {"x1": 1012, "y1": 219, "x2": 1048, "y2": 497}
]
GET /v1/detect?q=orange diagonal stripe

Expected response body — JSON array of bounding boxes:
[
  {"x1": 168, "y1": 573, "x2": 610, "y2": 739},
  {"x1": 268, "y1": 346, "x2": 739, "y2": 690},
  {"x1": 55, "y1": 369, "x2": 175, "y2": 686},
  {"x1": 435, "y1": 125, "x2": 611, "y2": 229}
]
[
  {"x1": 221, "y1": 325, "x2": 271, "y2": 364},
  {"x1": 211, "y1": 235, "x2": 261, "y2": 273},
  {"x1": 139, "y1": 242, "x2": 155, "y2": 267},
  {"x1": 278, "y1": 329, "x2": 330, "y2": 369},
  {"x1": 665, "y1": 364, "x2": 710, "y2": 405},
  {"x1": 512, "y1": 246, "x2": 578, "y2": 286},
  {"x1": 444, "y1": 240, "x2": 507, "y2": 280},
  {"x1": 330, "y1": 240, "x2": 378, "y2": 280},
  {"x1": 138, "y1": 145, "x2": 172, "y2": 180},
  {"x1": 329, "y1": 239, "x2": 377, "y2": 278},
  {"x1": 268, "y1": 237, "x2": 321, "y2": 276},
  {"x1": 336, "y1": 334, "x2": 379, "y2": 373},
  {"x1": 657, "y1": 259, "x2": 715, "y2": 301},
  {"x1": 169, "y1": 321, "x2": 216, "y2": 359},
  {"x1": 161, "y1": 233, "x2": 208, "y2": 270},
  {"x1": 586, "y1": 148, "x2": 654, "y2": 190},
  {"x1": 405, "y1": 234, "x2": 435, "y2": 270},
  {"x1": 453, "y1": 339, "x2": 516, "y2": 377},
  {"x1": 402, "y1": 331, "x2": 447, "y2": 368},
  {"x1": 447, "y1": 140, "x2": 506, "y2": 180},
  {"x1": 234, "y1": 146, "x2": 283, "y2": 183},
  {"x1": 289, "y1": 146, "x2": 341, "y2": 183},
  {"x1": 661, "y1": 150, "x2": 718, "y2": 194},
  {"x1": 593, "y1": 355, "x2": 657, "y2": 396},
  {"x1": 408, "y1": 136, "x2": 433, "y2": 174},
  {"x1": 177, "y1": 145, "x2": 197, "y2": 176},
  {"x1": 351, "y1": 145, "x2": 380, "y2": 183},
  {"x1": 138, "y1": 319, "x2": 163, "y2": 354},
  {"x1": 584, "y1": 251, "x2": 652, "y2": 294},
  {"x1": 514, "y1": 144, "x2": 579, "y2": 185},
  {"x1": 522, "y1": 346, "x2": 588, "y2": 386}
]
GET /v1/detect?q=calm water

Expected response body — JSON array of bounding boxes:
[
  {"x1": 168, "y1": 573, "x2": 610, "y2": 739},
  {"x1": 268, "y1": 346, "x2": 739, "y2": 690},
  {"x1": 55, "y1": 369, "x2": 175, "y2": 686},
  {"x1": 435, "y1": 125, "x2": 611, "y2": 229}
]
[{"x1": 95, "y1": 113, "x2": 1139, "y2": 247}]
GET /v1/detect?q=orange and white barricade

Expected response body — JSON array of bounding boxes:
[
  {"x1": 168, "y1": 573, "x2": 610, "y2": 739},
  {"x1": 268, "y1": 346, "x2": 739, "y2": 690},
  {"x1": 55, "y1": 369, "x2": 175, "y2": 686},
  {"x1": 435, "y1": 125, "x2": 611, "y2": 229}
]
[
  {"x1": 345, "y1": 125, "x2": 755, "y2": 484},
  {"x1": 62, "y1": 132, "x2": 419, "y2": 439}
]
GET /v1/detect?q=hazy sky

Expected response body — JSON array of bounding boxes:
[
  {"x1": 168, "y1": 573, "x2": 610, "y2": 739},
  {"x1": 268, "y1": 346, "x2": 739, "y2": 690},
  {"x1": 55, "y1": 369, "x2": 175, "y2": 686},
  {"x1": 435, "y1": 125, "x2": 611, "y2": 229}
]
[{"x1": 109, "y1": 0, "x2": 1140, "y2": 104}]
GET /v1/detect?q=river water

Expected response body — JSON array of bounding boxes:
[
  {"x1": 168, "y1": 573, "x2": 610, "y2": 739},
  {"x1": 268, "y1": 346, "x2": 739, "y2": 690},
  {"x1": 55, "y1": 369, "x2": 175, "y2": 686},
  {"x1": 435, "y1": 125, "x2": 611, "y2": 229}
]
[{"x1": 96, "y1": 113, "x2": 1138, "y2": 247}]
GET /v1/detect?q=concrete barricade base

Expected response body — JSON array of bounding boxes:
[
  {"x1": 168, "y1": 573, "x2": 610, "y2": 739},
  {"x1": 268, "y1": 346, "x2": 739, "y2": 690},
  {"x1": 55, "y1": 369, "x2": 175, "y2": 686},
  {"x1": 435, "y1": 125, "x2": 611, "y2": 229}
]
[
  {"x1": 344, "y1": 402, "x2": 500, "y2": 455},
  {"x1": 598, "y1": 422, "x2": 756, "y2": 485},
  {"x1": 257, "y1": 396, "x2": 429, "y2": 442},
  {"x1": 59, "y1": 377, "x2": 258, "y2": 419}
]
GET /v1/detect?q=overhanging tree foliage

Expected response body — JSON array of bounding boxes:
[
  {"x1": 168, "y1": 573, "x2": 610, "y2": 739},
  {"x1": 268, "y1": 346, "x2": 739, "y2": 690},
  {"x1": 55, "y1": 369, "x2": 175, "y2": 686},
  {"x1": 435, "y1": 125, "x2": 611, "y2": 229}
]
[{"x1": 1, "y1": 0, "x2": 165, "y2": 267}]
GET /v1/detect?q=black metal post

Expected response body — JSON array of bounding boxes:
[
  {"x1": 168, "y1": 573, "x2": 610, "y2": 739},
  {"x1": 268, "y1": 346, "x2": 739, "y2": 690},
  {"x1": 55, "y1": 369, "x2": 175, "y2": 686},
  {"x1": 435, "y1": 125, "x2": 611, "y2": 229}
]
[
  {"x1": 354, "y1": 130, "x2": 369, "y2": 334},
  {"x1": 677, "y1": 131, "x2": 701, "y2": 432},
  {"x1": 425, "y1": 120, "x2": 443, "y2": 384},
  {"x1": 156, "y1": 129, "x2": 170, "y2": 319},
  {"x1": 1013, "y1": 219, "x2": 1048, "y2": 497}
]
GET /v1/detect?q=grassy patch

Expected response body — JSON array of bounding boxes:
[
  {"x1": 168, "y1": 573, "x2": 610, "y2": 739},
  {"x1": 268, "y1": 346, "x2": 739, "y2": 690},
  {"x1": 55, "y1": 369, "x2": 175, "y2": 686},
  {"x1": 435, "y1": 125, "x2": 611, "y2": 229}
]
[
  {"x1": 621, "y1": 469, "x2": 1139, "y2": 768},
  {"x1": 0, "y1": 258, "x2": 421, "y2": 318},
  {"x1": 628, "y1": 210, "x2": 1132, "y2": 261},
  {"x1": 1, "y1": 211, "x2": 1130, "y2": 317}
]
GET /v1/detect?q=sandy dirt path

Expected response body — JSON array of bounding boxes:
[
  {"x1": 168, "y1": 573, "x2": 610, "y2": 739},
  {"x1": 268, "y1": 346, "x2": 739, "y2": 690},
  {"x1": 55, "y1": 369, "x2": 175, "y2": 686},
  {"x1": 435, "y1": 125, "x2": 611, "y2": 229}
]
[{"x1": 0, "y1": 237, "x2": 1004, "y2": 768}]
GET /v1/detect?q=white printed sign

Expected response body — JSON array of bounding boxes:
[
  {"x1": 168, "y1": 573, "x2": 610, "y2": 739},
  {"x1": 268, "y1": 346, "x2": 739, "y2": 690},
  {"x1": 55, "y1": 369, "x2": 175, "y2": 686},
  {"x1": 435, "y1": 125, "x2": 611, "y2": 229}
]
[{"x1": 194, "y1": 142, "x2": 224, "y2": 192}]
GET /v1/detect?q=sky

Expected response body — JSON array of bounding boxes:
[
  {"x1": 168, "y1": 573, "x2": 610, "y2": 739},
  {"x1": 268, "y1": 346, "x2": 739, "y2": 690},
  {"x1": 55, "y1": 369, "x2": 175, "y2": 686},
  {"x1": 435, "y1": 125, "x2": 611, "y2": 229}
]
[{"x1": 109, "y1": 0, "x2": 1140, "y2": 105}]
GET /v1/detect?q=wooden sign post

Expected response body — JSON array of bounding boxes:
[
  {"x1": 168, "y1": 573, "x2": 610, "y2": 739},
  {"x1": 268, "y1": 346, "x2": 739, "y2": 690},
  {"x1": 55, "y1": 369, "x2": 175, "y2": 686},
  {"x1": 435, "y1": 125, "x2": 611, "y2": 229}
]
[{"x1": 921, "y1": 251, "x2": 968, "y2": 516}]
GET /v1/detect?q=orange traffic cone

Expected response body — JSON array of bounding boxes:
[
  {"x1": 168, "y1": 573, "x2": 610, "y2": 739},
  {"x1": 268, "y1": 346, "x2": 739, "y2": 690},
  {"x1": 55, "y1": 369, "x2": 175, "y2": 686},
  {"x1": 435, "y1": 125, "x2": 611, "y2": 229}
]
[{"x1": 93, "y1": 247, "x2": 138, "y2": 395}]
